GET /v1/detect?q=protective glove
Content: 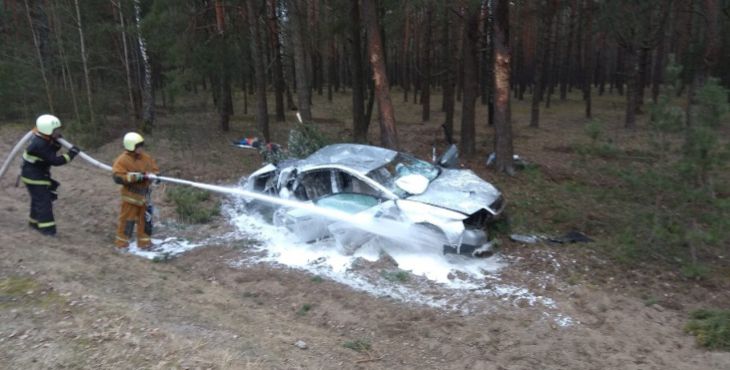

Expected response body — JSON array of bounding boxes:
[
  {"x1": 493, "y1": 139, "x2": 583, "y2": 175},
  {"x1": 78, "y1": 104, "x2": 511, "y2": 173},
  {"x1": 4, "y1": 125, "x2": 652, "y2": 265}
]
[
  {"x1": 68, "y1": 146, "x2": 81, "y2": 159},
  {"x1": 126, "y1": 172, "x2": 145, "y2": 183}
]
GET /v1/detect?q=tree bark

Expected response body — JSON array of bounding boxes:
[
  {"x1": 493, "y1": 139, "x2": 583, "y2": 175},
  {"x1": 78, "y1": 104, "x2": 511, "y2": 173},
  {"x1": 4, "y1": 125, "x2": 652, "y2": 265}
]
[
  {"x1": 493, "y1": 0, "x2": 514, "y2": 174},
  {"x1": 289, "y1": 0, "x2": 312, "y2": 122},
  {"x1": 268, "y1": 0, "x2": 286, "y2": 122},
  {"x1": 544, "y1": 0, "x2": 559, "y2": 108},
  {"x1": 350, "y1": 0, "x2": 367, "y2": 142},
  {"x1": 402, "y1": 7, "x2": 411, "y2": 102},
  {"x1": 560, "y1": 0, "x2": 577, "y2": 100},
  {"x1": 460, "y1": 5, "x2": 479, "y2": 157},
  {"x1": 441, "y1": 2, "x2": 455, "y2": 144},
  {"x1": 24, "y1": 0, "x2": 53, "y2": 113},
  {"x1": 624, "y1": 47, "x2": 638, "y2": 128},
  {"x1": 48, "y1": 1, "x2": 80, "y2": 122},
  {"x1": 362, "y1": 0, "x2": 399, "y2": 149},
  {"x1": 582, "y1": 0, "x2": 593, "y2": 118},
  {"x1": 421, "y1": 5, "x2": 432, "y2": 122},
  {"x1": 651, "y1": 15, "x2": 669, "y2": 103},
  {"x1": 248, "y1": 0, "x2": 270, "y2": 140},
  {"x1": 134, "y1": 0, "x2": 153, "y2": 130},
  {"x1": 636, "y1": 46, "x2": 650, "y2": 113},
  {"x1": 116, "y1": 1, "x2": 136, "y2": 120},
  {"x1": 74, "y1": 0, "x2": 95, "y2": 127},
  {"x1": 530, "y1": 1, "x2": 551, "y2": 128}
]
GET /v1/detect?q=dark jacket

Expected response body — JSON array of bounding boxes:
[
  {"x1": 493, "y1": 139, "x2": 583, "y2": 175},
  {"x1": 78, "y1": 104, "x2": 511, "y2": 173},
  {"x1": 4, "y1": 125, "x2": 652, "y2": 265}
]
[{"x1": 21, "y1": 131, "x2": 73, "y2": 185}]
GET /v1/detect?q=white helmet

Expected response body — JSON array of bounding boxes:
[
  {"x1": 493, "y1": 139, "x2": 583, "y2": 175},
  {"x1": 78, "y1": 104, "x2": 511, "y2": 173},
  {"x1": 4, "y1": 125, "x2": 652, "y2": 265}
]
[
  {"x1": 36, "y1": 114, "x2": 62, "y2": 135},
  {"x1": 123, "y1": 132, "x2": 144, "y2": 151}
]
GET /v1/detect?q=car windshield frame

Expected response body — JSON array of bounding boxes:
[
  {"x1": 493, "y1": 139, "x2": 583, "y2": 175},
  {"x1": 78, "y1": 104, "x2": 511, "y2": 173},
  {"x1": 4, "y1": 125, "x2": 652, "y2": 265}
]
[{"x1": 366, "y1": 153, "x2": 440, "y2": 197}]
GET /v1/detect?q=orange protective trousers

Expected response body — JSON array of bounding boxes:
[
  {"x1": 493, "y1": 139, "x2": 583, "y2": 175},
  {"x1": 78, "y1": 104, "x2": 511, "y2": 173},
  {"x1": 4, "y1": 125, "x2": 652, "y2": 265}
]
[{"x1": 115, "y1": 201, "x2": 151, "y2": 249}]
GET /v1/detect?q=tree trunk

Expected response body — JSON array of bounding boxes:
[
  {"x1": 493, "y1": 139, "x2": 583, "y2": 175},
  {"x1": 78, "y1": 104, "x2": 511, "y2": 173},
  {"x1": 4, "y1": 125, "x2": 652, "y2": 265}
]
[
  {"x1": 530, "y1": 1, "x2": 551, "y2": 128},
  {"x1": 652, "y1": 16, "x2": 669, "y2": 103},
  {"x1": 493, "y1": 0, "x2": 514, "y2": 175},
  {"x1": 421, "y1": 6, "x2": 432, "y2": 122},
  {"x1": 441, "y1": 2, "x2": 455, "y2": 144},
  {"x1": 636, "y1": 46, "x2": 650, "y2": 113},
  {"x1": 402, "y1": 7, "x2": 410, "y2": 102},
  {"x1": 134, "y1": 0, "x2": 153, "y2": 130},
  {"x1": 24, "y1": 0, "x2": 53, "y2": 113},
  {"x1": 460, "y1": 6, "x2": 479, "y2": 157},
  {"x1": 289, "y1": 0, "x2": 312, "y2": 122},
  {"x1": 624, "y1": 47, "x2": 638, "y2": 129},
  {"x1": 74, "y1": 0, "x2": 95, "y2": 127},
  {"x1": 582, "y1": 0, "x2": 593, "y2": 118},
  {"x1": 48, "y1": 1, "x2": 80, "y2": 123},
  {"x1": 686, "y1": 0, "x2": 719, "y2": 126},
  {"x1": 362, "y1": 0, "x2": 399, "y2": 149},
  {"x1": 350, "y1": 0, "x2": 367, "y2": 142},
  {"x1": 544, "y1": 0, "x2": 558, "y2": 108},
  {"x1": 615, "y1": 47, "x2": 625, "y2": 95},
  {"x1": 560, "y1": 0, "x2": 577, "y2": 100},
  {"x1": 248, "y1": 0, "x2": 270, "y2": 140},
  {"x1": 268, "y1": 0, "x2": 286, "y2": 122},
  {"x1": 116, "y1": 1, "x2": 136, "y2": 120}
]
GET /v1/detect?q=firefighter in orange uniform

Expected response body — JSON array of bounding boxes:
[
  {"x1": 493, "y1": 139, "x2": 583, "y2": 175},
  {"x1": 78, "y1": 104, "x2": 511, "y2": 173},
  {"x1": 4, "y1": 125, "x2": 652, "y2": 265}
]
[{"x1": 112, "y1": 132, "x2": 159, "y2": 249}]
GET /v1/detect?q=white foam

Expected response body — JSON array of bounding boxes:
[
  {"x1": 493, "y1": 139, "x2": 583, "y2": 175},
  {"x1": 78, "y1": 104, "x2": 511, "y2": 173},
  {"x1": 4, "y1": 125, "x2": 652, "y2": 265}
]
[
  {"x1": 126, "y1": 237, "x2": 202, "y2": 260},
  {"x1": 223, "y1": 202, "x2": 571, "y2": 319}
]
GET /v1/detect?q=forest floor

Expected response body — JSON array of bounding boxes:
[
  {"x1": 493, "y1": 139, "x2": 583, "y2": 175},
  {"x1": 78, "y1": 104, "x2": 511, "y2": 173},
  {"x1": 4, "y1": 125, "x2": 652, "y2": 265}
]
[{"x1": 1, "y1": 90, "x2": 729, "y2": 369}]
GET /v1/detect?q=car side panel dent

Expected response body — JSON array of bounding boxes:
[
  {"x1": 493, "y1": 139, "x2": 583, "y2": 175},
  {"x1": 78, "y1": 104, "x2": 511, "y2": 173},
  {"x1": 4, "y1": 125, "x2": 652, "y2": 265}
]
[{"x1": 391, "y1": 200, "x2": 466, "y2": 246}]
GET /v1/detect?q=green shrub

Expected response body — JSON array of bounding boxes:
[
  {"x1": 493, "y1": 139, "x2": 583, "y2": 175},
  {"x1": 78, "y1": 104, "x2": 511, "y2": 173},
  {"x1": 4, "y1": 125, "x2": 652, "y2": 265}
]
[
  {"x1": 296, "y1": 303, "x2": 312, "y2": 316},
  {"x1": 681, "y1": 263, "x2": 711, "y2": 281},
  {"x1": 686, "y1": 309, "x2": 730, "y2": 350},
  {"x1": 166, "y1": 186, "x2": 219, "y2": 223},
  {"x1": 287, "y1": 123, "x2": 330, "y2": 159},
  {"x1": 343, "y1": 339, "x2": 371, "y2": 352},
  {"x1": 310, "y1": 275, "x2": 324, "y2": 283},
  {"x1": 584, "y1": 119, "x2": 604, "y2": 143},
  {"x1": 381, "y1": 269, "x2": 410, "y2": 283}
]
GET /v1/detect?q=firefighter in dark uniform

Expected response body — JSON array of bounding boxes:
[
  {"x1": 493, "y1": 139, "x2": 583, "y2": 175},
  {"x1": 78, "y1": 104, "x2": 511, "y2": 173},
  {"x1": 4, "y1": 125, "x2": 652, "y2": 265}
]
[{"x1": 21, "y1": 114, "x2": 80, "y2": 236}]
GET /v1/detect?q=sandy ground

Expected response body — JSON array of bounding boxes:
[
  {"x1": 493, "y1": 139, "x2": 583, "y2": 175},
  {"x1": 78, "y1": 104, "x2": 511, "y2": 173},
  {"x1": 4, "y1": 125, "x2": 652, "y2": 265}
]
[{"x1": 1, "y1": 118, "x2": 729, "y2": 370}]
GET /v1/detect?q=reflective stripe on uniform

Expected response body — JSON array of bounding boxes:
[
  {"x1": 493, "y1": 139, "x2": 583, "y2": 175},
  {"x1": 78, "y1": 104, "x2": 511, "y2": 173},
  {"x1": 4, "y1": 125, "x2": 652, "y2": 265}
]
[
  {"x1": 22, "y1": 151, "x2": 43, "y2": 163},
  {"x1": 138, "y1": 237, "x2": 151, "y2": 242},
  {"x1": 122, "y1": 196, "x2": 145, "y2": 206},
  {"x1": 63, "y1": 153, "x2": 71, "y2": 163},
  {"x1": 29, "y1": 218, "x2": 38, "y2": 224},
  {"x1": 21, "y1": 177, "x2": 52, "y2": 186},
  {"x1": 116, "y1": 235, "x2": 129, "y2": 242},
  {"x1": 37, "y1": 221, "x2": 56, "y2": 228}
]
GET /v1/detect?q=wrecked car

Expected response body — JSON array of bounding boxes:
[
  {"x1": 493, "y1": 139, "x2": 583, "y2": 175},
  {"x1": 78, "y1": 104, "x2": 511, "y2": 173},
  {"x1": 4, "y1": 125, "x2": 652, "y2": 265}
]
[{"x1": 242, "y1": 143, "x2": 505, "y2": 257}]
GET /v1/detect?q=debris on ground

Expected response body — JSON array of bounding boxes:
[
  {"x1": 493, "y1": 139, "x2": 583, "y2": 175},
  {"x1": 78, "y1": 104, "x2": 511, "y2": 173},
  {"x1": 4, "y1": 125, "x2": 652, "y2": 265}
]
[
  {"x1": 510, "y1": 234, "x2": 543, "y2": 244},
  {"x1": 486, "y1": 152, "x2": 530, "y2": 169},
  {"x1": 547, "y1": 230, "x2": 593, "y2": 244}
]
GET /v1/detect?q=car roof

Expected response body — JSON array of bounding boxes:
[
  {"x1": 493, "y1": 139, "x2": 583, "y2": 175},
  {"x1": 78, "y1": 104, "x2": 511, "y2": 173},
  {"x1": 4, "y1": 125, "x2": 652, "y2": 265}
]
[{"x1": 298, "y1": 143, "x2": 398, "y2": 174}]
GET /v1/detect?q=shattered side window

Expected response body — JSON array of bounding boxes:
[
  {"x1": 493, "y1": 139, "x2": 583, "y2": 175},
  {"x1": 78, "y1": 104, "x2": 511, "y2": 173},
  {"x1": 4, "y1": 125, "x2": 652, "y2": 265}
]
[
  {"x1": 367, "y1": 153, "x2": 439, "y2": 197},
  {"x1": 337, "y1": 171, "x2": 382, "y2": 197},
  {"x1": 297, "y1": 170, "x2": 333, "y2": 200}
]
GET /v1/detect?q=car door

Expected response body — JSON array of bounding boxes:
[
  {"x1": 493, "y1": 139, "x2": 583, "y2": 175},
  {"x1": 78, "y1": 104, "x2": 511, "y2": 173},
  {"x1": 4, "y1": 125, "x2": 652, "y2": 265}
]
[{"x1": 279, "y1": 168, "x2": 386, "y2": 243}]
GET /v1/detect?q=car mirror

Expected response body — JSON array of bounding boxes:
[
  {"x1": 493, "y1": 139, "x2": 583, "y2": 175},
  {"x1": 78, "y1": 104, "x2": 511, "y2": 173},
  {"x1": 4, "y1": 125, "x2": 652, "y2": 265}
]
[{"x1": 394, "y1": 174, "x2": 429, "y2": 195}]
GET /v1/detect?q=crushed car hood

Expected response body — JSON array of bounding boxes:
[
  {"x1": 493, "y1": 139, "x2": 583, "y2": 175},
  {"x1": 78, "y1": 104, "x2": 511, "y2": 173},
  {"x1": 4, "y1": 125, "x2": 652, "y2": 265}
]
[{"x1": 406, "y1": 169, "x2": 501, "y2": 215}]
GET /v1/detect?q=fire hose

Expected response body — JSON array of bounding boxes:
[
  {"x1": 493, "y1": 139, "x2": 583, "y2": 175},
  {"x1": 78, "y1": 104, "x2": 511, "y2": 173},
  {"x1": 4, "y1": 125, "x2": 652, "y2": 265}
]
[
  {"x1": 0, "y1": 131, "x2": 354, "y2": 217},
  {"x1": 1, "y1": 130, "x2": 446, "y2": 251}
]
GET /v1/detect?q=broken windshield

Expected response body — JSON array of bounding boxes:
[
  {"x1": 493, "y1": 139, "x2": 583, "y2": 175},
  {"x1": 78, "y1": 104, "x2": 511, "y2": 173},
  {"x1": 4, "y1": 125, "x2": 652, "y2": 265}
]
[{"x1": 367, "y1": 154, "x2": 439, "y2": 197}]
